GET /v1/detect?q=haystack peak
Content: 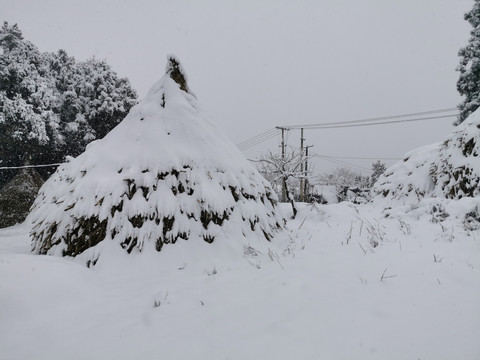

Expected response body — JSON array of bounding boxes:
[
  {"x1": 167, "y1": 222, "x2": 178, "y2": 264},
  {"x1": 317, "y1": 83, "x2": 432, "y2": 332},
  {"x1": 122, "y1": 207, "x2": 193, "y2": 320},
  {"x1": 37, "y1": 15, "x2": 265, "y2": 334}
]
[{"x1": 165, "y1": 55, "x2": 189, "y2": 93}]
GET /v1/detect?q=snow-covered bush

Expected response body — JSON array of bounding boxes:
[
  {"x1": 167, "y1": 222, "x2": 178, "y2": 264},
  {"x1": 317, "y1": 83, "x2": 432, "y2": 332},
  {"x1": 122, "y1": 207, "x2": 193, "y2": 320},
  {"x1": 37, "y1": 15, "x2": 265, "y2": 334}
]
[
  {"x1": 464, "y1": 207, "x2": 480, "y2": 230},
  {"x1": 0, "y1": 169, "x2": 44, "y2": 228},
  {"x1": 29, "y1": 57, "x2": 284, "y2": 263}
]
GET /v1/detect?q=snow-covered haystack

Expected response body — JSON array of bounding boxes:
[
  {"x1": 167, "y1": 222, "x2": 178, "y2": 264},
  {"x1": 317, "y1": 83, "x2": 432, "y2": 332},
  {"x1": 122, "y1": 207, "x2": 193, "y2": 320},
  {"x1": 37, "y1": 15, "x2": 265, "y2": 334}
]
[
  {"x1": 372, "y1": 144, "x2": 439, "y2": 202},
  {"x1": 29, "y1": 57, "x2": 283, "y2": 262},
  {"x1": 373, "y1": 108, "x2": 480, "y2": 202},
  {"x1": 430, "y1": 109, "x2": 480, "y2": 198}
]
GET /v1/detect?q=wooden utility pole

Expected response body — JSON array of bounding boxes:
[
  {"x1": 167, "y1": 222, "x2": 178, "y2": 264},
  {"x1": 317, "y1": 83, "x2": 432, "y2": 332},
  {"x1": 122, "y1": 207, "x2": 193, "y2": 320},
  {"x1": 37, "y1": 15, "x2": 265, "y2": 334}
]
[
  {"x1": 276, "y1": 127, "x2": 287, "y2": 202},
  {"x1": 300, "y1": 128, "x2": 304, "y2": 202},
  {"x1": 304, "y1": 145, "x2": 313, "y2": 201}
]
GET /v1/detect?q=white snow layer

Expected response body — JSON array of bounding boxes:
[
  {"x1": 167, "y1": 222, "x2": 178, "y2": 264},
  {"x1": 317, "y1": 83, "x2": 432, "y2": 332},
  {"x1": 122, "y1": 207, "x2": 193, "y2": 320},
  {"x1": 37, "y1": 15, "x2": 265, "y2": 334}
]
[
  {"x1": 28, "y1": 66, "x2": 283, "y2": 261},
  {"x1": 1, "y1": 201, "x2": 480, "y2": 360},
  {"x1": 373, "y1": 143, "x2": 439, "y2": 202},
  {"x1": 373, "y1": 107, "x2": 480, "y2": 202}
]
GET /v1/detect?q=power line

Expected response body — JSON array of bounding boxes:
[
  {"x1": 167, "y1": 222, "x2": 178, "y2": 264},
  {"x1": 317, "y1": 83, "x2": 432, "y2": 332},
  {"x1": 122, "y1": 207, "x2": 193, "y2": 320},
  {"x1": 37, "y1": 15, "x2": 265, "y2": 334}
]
[
  {"x1": 237, "y1": 132, "x2": 279, "y2": 151},
  {"x1": 0, "y1": 163, "x2": 62, "y2": 170},
  {"x1": 317, "y1": 155, "x2": 402, "y2": 161},
  {"x1": 236, "y1": 107, "x2": 458, "y2": 152},
  {"x1": 312, "y1": 154, "x2": 372, "y2": 173},
  {"x1": 237, "y1": 128, "x2": 277, "y2": 145},
  {"x1": 236, "y1": 128, "x2": 277, "y2": 147},
  {"x1": 238, "y1": 132, "x2": 278, "y2": 151},
  {"x1": 280, "y1": 107, "x2": 458, "y2": 129},
  {"x1": 295, "y1": 114, "x2": 457, "y2": 130},
  {"x1": 237, "y1": 128, "x2": 281, "y2": 151}
]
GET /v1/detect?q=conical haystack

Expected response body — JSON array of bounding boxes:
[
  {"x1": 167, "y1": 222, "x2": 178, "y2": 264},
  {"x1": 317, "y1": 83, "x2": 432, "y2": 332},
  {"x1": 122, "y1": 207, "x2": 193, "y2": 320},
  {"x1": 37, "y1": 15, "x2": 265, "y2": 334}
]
[
  {"x1": 373, "y1": 107, "x2": 480, "y2": 202},
  {"x1": 29, "y1": 57, "x2": 284, "y2": 262},
  {"x1": 431, "y1": 109, "x2": 480, "y2": 198}
]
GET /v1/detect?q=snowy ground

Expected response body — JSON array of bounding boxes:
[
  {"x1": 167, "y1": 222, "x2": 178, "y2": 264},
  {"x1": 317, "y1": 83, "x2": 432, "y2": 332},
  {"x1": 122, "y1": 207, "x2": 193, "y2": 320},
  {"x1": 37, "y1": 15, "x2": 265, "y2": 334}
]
[{"x1": 1, "y1": 201, "x2": 480, "y2": 360}]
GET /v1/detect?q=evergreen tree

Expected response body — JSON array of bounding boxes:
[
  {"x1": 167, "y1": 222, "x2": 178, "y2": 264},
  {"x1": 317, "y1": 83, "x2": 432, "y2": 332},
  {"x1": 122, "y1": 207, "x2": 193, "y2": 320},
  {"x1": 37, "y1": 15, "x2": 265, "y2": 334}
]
[
  {"x1": 0, "y1": 21, "x2": 23, "y2": 51},
  {"x1": 457, "y1": 0, "x2": 480, "y2": 125},
  {"x1": 0, "y1": 23, "x2": 58, "y2": 184},
  {"x1": 370, "y1": 160, "x2": 386, "y2": 186},
  {"x1": 0, "y1": 22, "x2": 137, "y2": 187}
]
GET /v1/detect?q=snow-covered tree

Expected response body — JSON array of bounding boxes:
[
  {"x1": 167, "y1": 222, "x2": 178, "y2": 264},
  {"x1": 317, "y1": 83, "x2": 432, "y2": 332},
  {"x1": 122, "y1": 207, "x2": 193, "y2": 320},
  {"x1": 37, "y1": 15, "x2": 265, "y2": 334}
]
[
  {"x1": 0, "y1": 23, "x2": 56, "y2": 152},
  {"x1": 29, "y1": 57, "x2": 284, "y2": 264},
  {"x1": 0, "y1": 21, "x2": 23, "y2": 51},
  {"x1": 457, "y1": 0, "x2": 480, "y2": 125},
  {"x1": 370, "y1": 160, "x2": 386, "y2": 186},
  {"x1": 0, "y1": 25, "x2": 62, "y2": 185},
  {"x1": 255, "y1": 147, "x2": 313, "y2": 218},
  {"x1": 0, "y1": 23, "x2": 137, "y2": 187},
  {"x1": 51, "y1": 56, "x2": 138, "y2": 158}
]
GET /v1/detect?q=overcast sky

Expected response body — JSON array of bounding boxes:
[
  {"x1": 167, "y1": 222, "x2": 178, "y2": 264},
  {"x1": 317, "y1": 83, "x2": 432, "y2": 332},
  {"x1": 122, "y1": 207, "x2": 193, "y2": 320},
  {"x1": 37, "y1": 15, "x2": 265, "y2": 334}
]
[{"x1": 0, "y1": 0, "x2": 474, "y2": 175}]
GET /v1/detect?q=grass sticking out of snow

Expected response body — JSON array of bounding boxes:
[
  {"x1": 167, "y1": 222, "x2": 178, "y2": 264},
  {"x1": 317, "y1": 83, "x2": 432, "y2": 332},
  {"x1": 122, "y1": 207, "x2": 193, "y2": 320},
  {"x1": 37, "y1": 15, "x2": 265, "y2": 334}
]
[{"x1": 1, "y1": 202, "x2": 480, "y2": 360}]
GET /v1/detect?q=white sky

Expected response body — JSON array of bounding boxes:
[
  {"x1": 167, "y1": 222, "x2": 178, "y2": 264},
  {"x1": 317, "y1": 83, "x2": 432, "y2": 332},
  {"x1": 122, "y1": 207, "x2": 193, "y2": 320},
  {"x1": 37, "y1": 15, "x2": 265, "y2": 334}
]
[{"x1": 0, "y1": 0, "x2": 473, "y2": 175}]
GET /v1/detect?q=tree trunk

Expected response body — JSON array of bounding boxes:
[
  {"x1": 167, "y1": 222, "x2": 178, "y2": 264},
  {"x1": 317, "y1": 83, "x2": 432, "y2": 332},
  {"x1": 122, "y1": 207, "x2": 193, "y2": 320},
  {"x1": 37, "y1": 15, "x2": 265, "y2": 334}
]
[{"x1": 284, "y1": 181, "x2": 297, "y2": 219}]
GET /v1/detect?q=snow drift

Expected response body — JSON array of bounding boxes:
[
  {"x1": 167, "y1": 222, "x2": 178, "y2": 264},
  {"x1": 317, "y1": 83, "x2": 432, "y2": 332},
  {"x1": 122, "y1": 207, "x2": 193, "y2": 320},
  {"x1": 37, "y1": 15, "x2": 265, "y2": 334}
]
[
  {"x1": 29, "y1": 57, "x2": 283, "y2": 263},
  {"x1": 373, "y1": 108, "x2": 480, "y2": 202}
]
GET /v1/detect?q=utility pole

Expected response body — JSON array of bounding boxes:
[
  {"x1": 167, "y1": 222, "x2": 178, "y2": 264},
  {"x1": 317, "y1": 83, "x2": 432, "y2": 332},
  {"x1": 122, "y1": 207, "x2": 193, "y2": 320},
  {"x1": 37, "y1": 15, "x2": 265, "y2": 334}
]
[
  {"x1": 276, "y1": 127, "x2": 287, "y2": 202},
  {"x1": 300, "y1": 128, "x2": 304, "y2": 202},
  {"x1": 304, "y1": 145, "x2": 313, "y2": 201}
]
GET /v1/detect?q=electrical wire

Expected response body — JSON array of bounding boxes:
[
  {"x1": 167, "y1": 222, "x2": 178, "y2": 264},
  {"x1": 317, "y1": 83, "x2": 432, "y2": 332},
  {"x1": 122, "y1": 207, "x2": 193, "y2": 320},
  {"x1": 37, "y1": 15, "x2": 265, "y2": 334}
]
[
  {"x1": 237, "y1": 128, "x2": 281, "y2": 151},
  {"x1": 294, "y1": 114, "x2": 457, "y2": 130},
  {"x1": 281, "y1": 107, "x2": 458, "y2": 129},
  {"x1": 237, "y1": 132, "x2": 279, "y2": 151},
  {"x1": 316, "y1": 155, "x2": 402, "y2": 161},
  {"x1": 312, "y1": 154, "x2": 372, "y2": 173},
  {"x1": 0, "y1": 163, "x2": 62, "y2": 170},
  {"x1": 236, "y1": 128, "x2": 277, "y2": 147},
  {"x1": 236, "y1": 107, "x2": 458, "y2": 152}
]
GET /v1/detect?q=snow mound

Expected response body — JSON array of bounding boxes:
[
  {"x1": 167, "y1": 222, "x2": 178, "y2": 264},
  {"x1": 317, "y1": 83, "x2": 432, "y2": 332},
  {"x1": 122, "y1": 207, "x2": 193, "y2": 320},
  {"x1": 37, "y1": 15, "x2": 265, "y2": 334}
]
[
  {"x1": 373, "y1": 108, "x2": 480, "y2": 203},
  {"x1": 373, "y1": 143, "x2": 439, "y2": 202},
  {"x1": 29, "y1": 57, "x2": 284, "y2": 263}
]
